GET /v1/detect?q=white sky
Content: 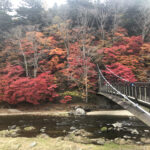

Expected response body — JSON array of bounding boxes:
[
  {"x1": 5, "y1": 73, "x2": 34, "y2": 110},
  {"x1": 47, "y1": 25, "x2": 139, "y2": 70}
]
[
  {"x1": 11, "y1": 0, "x2": 67, "y2": 9},
  {"x1": 11, "y1": 0, "x2": 105, "y2": 9}
]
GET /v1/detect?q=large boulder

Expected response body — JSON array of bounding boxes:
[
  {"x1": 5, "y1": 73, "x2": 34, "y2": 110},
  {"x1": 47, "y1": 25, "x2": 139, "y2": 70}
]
[
  {"x1": 74, "y1": 108, "x2": 86, "y2": 115},
  {"x1": 68, "y1": 107, "x2": 86, "y2": 116}
]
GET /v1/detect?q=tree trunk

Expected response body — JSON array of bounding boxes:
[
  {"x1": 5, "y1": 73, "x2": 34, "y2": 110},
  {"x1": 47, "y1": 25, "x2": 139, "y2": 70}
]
[{"x1": 19, "y1": 40, "x2": 29, "y2": 77}]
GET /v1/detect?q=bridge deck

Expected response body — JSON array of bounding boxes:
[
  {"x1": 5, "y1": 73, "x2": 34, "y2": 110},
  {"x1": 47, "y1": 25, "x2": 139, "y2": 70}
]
[{"x1": 97, "y1": 64, "x2": 150, "y2": 127}]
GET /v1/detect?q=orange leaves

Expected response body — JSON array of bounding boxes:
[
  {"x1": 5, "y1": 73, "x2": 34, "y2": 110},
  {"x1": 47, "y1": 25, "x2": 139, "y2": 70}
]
[
  {"x1": 35, "y1": 32, "x2": 44, "y2": 38},
  {"x1": 49, "y1": 56, "x2": 59, "y2": 70},
  {"x1": 114, "y1": 32, "x2": 124, "y2": 37},
  {"x1": 47, "y1": 36, "x2": 57, "y2": 43},
  {"x1": 56, "y1": 63, "x2": 66, "y2": 69},
  {"x1": 49, "y1": 48, "x2": 66, "y2": 56},
  {"x1": 48, "y1": 48, "x2": 67, "y2": 72}
]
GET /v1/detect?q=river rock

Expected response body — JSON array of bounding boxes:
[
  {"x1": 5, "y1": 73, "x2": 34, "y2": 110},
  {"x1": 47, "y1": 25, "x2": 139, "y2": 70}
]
[
  {"x1": 24, "y1": 126, "x2": 36, "y2": 131},
  {"x1": 64, "y1": 133, "x2": 91, "y2": 144},
  {"x1": 123, "y1": 135, "x2": 131, "y2": 139},
  {"x1": 114, "y1": 138, "x2": 126, "y2": 145},
  {"x1": 75, "y1": 108, "x2": 86, "y2": 115},
  {"x1": 0, "y1": 130, "x2": 10, "y2": 137},
  {"x1": 0, "y1": 127, "x2": 20, "y2": 137},
  {"x1": 29, "y1": 141, "x2": 37, "y2": 148},
  {"x1": 72, "y1": 129, "x2": 93, "y2": 137},
  {"x1": 91, "y1": 138, "x2": 105, "y2": 145},
  {"x1": 126, "y1": 139, "x2": 134, "y2": 144},
  {"x1": 19, "y1": 120, "x2": 24, "y2": 123},
  {"x1": 40, "y1": 127, "x2": 46, "y2": 133},
  {"x1": 136, "y1": 141, "x2": 142, "y2": 145},
  {"x1": 112, "y1": 122, "x2": 122, "y2": 128},
  {"x1": 131, "y1": 129, "x2": 139, "y2": 135},
  {"x1": 65, "y1": 129, "x2": 93, "y2": 144},
  {"x1": 43, "y1": 119, "x2": 48, "y2": 121},
  {"x1": 8, "y1": 125, "x2": 17, "y2": 130},
  {"x1": 144, "y1": 130, "x2": 149, "y2": 133},
  {"x1": 9, "y1": 130, "x2": 20, "y2": 137},
  {"x1": 69, "y1": 106, "x2": 86, "y2": 116},
  {"x1": 140, "y1": 138, "x2": 150, "y2": 144},
  {"x1": 56, "y1": 122, "x2": 68, "y2": 126},
  {"x1": 132, "y1": 137, "x2": 137, "y2": 139},
  {"x1": 100, "y1": 127, "x2": 107, "y2": 132},
  {"x1": 108, "y1": 127, "x2": 113, "y2": 131},
  {"x1": 70, "y1": 126, "x2": 76, "y2": 131}
]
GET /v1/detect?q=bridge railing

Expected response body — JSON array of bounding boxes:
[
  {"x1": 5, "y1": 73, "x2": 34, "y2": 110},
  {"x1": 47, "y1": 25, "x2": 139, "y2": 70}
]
[{"x1": 98, "y1": 65, "x2": 150, "y2": 106}]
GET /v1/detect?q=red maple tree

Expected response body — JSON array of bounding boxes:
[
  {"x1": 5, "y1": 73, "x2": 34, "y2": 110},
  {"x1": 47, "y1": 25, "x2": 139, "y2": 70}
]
[{"x1": 0, "y1": 64, "x2": 58, "y2": 104}]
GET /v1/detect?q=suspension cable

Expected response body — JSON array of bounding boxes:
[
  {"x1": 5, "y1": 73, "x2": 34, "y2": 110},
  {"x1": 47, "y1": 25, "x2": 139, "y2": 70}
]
[{"x1": 104, "y1": 65, "x2": 130, "y2": 82}]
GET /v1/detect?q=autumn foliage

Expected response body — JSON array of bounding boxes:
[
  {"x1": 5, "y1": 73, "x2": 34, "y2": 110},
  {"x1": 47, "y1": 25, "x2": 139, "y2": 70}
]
[
  {"x1": 0, "y1": 24, "x2": 149, "y2": 105},
  {"x1": 0, "y1": 65, "x2": 58, "y2": 104},
  {"x1": 103, "y1": 63, "x2": 137, "y2": 82},
  {"x1": 62, "y1": 43, "x2": 97, "y2": 97},
  {"x1": 98, "y1": 28, "x2": 147, "y2": 82},
  {"x1": 60, "y1": 96, "x2": 72, "y2": 104}
]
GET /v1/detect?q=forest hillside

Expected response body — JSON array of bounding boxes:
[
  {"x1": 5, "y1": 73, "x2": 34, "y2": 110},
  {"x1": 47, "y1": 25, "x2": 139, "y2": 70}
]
[{"x1": 0, "y1": 0, "x2": 150, "y2": 105}]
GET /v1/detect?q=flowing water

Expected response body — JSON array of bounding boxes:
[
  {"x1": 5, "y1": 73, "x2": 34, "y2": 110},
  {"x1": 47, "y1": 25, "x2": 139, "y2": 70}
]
[{"x1": 0, "y1": 115, "x2": 150, "y2": 141}]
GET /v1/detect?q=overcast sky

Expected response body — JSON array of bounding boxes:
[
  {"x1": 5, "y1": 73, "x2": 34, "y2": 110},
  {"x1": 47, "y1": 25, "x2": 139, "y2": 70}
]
[
  {"x1": 10, "y1": 0, "x2": 67, "y2": 9},
  {"x1": 10, "y1": 0, "x2": 105, "y2": 9}
]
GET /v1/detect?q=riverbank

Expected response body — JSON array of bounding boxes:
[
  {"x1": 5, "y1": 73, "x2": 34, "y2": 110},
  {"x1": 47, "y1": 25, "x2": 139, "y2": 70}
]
[
  {"x1": 0, "y1": 109, "x2": 134, "y2": 117},
  {"x1": 0, "y1": 137, "x2": 149, "y2": 150},
  {"x1": 0, "y1": 103, "x2": 149, "y2": 149},
  {"x1": 0, "y1": 103, "x2": 134, "y2": 117}
]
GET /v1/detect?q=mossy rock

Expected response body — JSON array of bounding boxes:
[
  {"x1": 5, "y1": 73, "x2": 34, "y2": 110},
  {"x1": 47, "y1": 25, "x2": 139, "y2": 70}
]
[
  {"x1": 100, "y1": 127, "x2": 107, "y2": 132},
  {"x1": 24, "y1": 126, "x2": 36, "y2": 131}
]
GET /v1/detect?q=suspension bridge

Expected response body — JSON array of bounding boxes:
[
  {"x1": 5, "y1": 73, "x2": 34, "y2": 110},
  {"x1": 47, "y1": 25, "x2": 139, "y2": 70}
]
[{"x1": 97, "y1": 65, "x2": 150, "y2": 126}]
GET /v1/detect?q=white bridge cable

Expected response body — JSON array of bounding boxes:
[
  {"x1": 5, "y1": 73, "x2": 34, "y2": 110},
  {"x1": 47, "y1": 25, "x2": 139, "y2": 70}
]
[
  {"x1": 104, "y1": 65, "x2": 130, "y2": 82},
  {"x1": 97, "y1": 64, "x2": 150, "y2": 116}
]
